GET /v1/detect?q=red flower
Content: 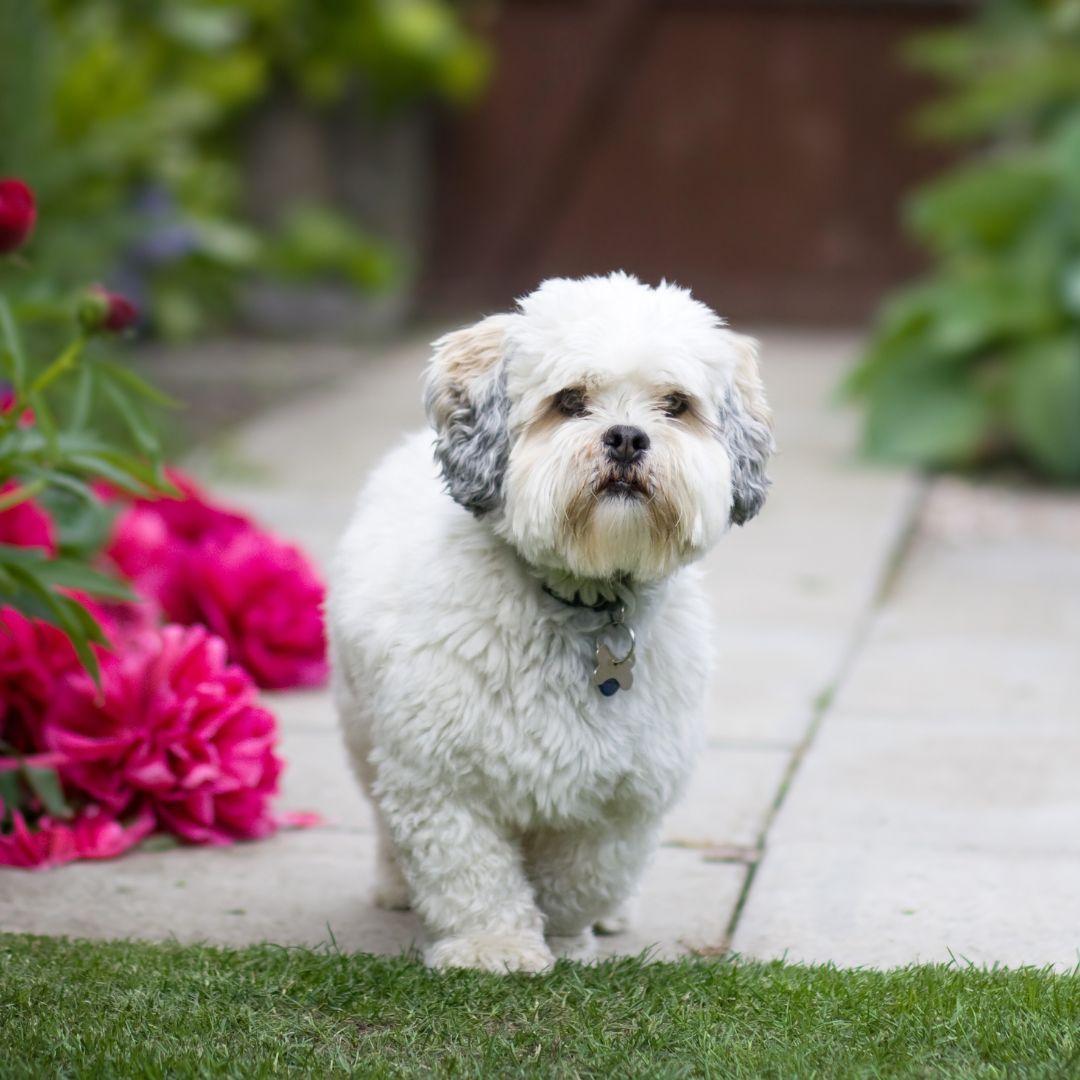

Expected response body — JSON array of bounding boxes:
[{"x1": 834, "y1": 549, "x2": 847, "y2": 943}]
[
  {"x1": 78, "y1": 285, "x2": 139, "y2": 333},
  {"x1": 0, "y1": 178, "x2": 36, "y2": 254},
  {"x1": 0, "y1": 804, "x2": 155, "y2": 869},
  {"x1": 0, "y1": 482, "x2": 57, "y2": 554},
  {"x1": 187, "y1": 529, "x2": 328, "y2": 690},
  {"x1": 43, "y1": 624, "x2": 283, "y2": 845},
  {"x1": 104, "y1": 471, "x2": 327, "y2": 689},
  {"x1": 0, "y1": 607, "x2": 78, "y2": 753},
  {"x1": 104, "y1": 470, "x2": 250, "y2": 624}
]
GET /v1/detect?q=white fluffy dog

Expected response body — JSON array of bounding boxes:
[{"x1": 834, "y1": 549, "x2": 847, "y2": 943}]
[{"x1": 329, "y1": 272, "x2": 772, "y2": 972}]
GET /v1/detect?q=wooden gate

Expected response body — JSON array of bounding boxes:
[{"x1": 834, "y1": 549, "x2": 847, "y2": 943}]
[{"x1": 421, "y1": 0, "x2": 967, "y2": 324}]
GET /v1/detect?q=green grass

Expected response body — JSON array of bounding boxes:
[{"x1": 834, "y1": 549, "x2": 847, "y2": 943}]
[{"x1": 0, "y1": 934, "x2": 1077, "y2": 1078}]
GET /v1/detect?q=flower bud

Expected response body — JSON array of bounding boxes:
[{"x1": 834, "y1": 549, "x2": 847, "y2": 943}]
[
  {"x1": 0, "y1": 178, "x2": 36, "y2": 255},
  {"x1": 78, "y1": 286, "x2": 138, "y2": 334}
]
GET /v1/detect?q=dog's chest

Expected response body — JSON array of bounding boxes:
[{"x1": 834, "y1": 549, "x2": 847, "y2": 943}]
[{"x1": 477, "y1": 607, "x2": 706, "y2": 825}]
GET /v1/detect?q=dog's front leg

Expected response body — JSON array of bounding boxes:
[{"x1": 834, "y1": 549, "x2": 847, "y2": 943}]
[
  {"x1": 379, "y1": 787, "x2": 553, "y2": 974},
  {"x1": 526, "y1": 819, "x2": 660, "y2": 962}
]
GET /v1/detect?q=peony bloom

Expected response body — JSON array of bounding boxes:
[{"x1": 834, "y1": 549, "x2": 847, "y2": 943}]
[
  {"x1": 77, "y1": 285, "x2": 139, "y2": 334},
  {"x1": 105, "y1": 503, "x2": 193, "y2": 624},
  {"x1": 104, "y1": 472, "x2": 327, "y2": 689},
  {"x1": 0, "y1": 805, "x2": 154, "y2": 869},
  {"x1": 0, "y1": 482, "x2": 57, "y2": 554},
  {"x1": 0, "y1": 607, "x2": 78, "y2": 753},
  {"x1": 133, "y1": 469, "x2": 251, "y2": 547},
  {"x1": 0, "y1": 178, "x2": 36, "y2": 254},
  {"x1": 43, "y1": 624, "x2": 283, "y2": 844},
  {"x1": 186, "y1": 529, "x2": 328, "y2": 690},
  {"x1": 104, "y1": 470, "x2": 251, "y2": 624}
]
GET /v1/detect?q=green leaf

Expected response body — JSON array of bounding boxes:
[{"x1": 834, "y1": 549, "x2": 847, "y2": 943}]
[
  {"x1": 908, "y1": 158, "x2": 1056, "y2": 255},
  {"x1": 0, "y1": 478, "x2": 46, "y2": 513},
  {"x1": 29, "y1": 391, "x2": 60, "y2": 461},
  {"x1": 0, "y1": 769, "x2": 25, "y2": 824},
  {"x1": 64, "y1": 452, "x2": 151, "y2": 496},
  {"x1": 23, "y1": 766, "x2": 73, "y2": 819},
  {"x1": 0, "y1": 294, "x2": 27, "y2": 391},
  {"x1": 1, "y1": 561, "x2": 101, "y2": 684},
  {"x1": 1006, "y1": 335, "x2": 1080, "y2": 478},
  {"x1": 862, "y1": 365, "x2": 995, "y2": 469},
  {"x1": 95, "y1": 359, "x2": 180, "y2": 409},
  {"x1": 0, "y1": 547, "x2": 133, "y2": 601},
  {"x1": 101, "y1": 378, "x2": 161, "y2": 460}
]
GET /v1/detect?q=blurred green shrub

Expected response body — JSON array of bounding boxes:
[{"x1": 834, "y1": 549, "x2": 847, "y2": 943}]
[
  {"x1": 0, "y1": 0, "x2": 487, "y2": 341},
  {"x1": 847, "y1": 0, "x2": 1080, "y2": 481}
]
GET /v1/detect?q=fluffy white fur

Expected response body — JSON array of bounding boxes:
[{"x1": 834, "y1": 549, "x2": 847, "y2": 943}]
[{"x1": 329, "y1": 273, "x2": 772, "y2": 973}]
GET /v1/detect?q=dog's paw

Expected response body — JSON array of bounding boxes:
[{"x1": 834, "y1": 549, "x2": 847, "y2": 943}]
[
  {"x1": 547, "y1": 930, "x2": 597, "y2": 963},
  {"x1": 425, "y1": 933, "x2": 555, "y2": 974}
]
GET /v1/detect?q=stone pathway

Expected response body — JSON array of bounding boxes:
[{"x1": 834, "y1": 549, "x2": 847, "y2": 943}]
[{"x1": 2, "y1": 332, "x2": 1077, "y2": 969}]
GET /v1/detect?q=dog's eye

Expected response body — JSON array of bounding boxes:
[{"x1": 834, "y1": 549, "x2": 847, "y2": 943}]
[
  {"x1": 555, "y1": 387, "x2": 589, "y2": 417},
  {"x1": 663, "y1": 393, "x2": 690, "y2": 418}
]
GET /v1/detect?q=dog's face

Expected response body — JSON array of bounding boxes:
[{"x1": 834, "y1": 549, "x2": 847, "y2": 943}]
[{"x1": 425, "y1": 274, "x2": 773, "y2": 583}]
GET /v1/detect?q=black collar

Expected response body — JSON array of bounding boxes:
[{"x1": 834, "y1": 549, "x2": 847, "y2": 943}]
[{"x1": 540, "y1": 584, "x2": 624, "y2": 613}]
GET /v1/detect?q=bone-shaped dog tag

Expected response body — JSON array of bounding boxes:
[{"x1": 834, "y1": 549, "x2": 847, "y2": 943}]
[{"x1": 592, "y1": 629, "x2": 635, "y2": 697}]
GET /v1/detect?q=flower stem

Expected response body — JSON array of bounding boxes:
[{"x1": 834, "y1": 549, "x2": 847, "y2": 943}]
[{"x1": 27, "y1": 334, "x2": 88, "y2": 397}]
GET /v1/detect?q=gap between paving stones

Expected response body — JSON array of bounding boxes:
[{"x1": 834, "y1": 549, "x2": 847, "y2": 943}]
[{"x1": 721, "y1": 476, "x2": 932, "y2": 950}]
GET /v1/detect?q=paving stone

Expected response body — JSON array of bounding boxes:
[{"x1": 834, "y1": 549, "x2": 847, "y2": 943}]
[
  {"x1": 731, "y1": 474, "x2": 1080, "y2": 970},
  {"x1": 704, "y1": 627, "x2": 839, "y2": 745},
  {"x1": 763, "y1": 717, "x2": 1080, "y2": 856},
  {"x1": 662, "y1": 746, "x2": 788, "y2": 851},
  {"x1": 830, "y1": 630, "x2": 1080, "y2": 724},
  {"x1": 277, "y1": 726, "x2": 376, "y2": 834},
  {"x1": 733, "y1": 841, "x2": 1080, "y2": 971},
  {"x1": 601, "y1": 848, "x2": 746, "y2": 959},
  {"x1": 265, "y1": 688, "x2": 337, "y2": 733},
  {"x1": 0, "y1": 831, "x2": 421, "y2": 955}
]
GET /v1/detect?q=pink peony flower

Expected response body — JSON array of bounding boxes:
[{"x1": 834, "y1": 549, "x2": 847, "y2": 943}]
[
  {"x1": 0, "y1": 804, "x2": 154, "y2": 869},
  {"x1": 104, "y1": 469, "x2": 251, "y2": 623},
  {"x1": 137, "y1": 469, "x2": 251, "y2": 546},
  {"x1": 0, "y1": 607, "x2": 78, "y2": 753},
  {"x1": 43, "y1": 624, "x2": 283, "y2": 844},
  {"x1": 104, "y1": 472, "x2": 328, "y2": 690},
  {"x1": 0, "y1": 481, "x2": 57, "y2": 554},
  {"x1": 186, "y1": 529, "x2": 328, "y2": 690}
]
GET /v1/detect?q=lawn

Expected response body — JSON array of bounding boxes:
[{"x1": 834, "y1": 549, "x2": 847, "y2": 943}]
[{"x1": 0, "y1": 933, "x2": 1077, "y2": 1078}]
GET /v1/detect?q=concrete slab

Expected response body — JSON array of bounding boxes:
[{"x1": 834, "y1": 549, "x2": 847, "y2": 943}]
[
  {"x1": 762, "y1": 717, "x2": 1080, "y2": 856},
  {"x1": 277, "y1": 725, "x2": 376, "y2": 834},
  {"x1": 731, "y1": 476, "x2": 1080, "y2": 970},
  {"x1": 662, "y1": 746, "x2": 788, "y2": 851},
  {"x1": 606, "y1": 848, "x2": 746, "y2": 959},
  {"x1": 0, "y1": 831, "x2": 421, "y2": 955},
  {"x1": 733, "y1": 841, "x2": 1080, "y2": 971}
]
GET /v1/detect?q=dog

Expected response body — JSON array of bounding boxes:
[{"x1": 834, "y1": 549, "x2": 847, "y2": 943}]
[{"x1": 328, "y1": 272, "x2": 772, "y2": 972}]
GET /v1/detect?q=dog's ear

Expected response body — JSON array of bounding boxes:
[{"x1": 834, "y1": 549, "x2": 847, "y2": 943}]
[
  {"x1": 716, "y1": 332, "x2": 774, "y2": 526},
  {"x1": 424, "y1": 315, "x2": 513, "y2": 516}
]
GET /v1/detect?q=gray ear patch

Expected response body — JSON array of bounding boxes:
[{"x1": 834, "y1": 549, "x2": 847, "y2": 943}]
[
  {"x1": 428, "y1": 364, "x2": 510, "y2": 517},
  {"x1": 717, "y1": 387, "x2": 774, "y2": 526}
]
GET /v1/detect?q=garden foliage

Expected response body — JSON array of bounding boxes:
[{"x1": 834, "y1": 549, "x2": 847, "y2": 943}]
[
  {"x1": 1, "y1": 181, "x2": 326, "y2": 867},
  {"x1": 848, "y1": 0, "x2": 1080, "y2": 481},
  {"x1": 0, "y1": 0, "x2": 487, "y2": 340}
]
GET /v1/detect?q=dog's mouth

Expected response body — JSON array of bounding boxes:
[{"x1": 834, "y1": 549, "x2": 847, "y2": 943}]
[{"x1": 596, "y1": 472, "x2": 650, "y2": 500}]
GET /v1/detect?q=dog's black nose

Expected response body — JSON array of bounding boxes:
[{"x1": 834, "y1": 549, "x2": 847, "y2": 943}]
[{"x1": 603, "y1": 424, "x2": 650, "y2": 464}]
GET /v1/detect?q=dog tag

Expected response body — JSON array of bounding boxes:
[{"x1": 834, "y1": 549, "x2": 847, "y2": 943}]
[{"x1": 592, "y1": 613, "x2": 635, "y2": 696}]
